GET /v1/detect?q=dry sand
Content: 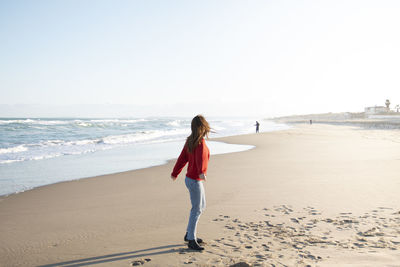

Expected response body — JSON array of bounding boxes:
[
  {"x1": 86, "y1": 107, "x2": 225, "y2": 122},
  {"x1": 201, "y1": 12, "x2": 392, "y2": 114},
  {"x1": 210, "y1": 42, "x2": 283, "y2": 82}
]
[{"x1": 1, "y1": 124, "x2": 400, "y2": 266}]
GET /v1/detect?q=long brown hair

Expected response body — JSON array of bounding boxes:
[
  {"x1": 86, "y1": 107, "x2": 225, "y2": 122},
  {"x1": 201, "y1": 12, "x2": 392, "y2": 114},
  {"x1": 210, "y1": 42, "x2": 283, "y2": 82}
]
[{"x1": 186, "y1": 115, "x2": 210, "y2": 153}]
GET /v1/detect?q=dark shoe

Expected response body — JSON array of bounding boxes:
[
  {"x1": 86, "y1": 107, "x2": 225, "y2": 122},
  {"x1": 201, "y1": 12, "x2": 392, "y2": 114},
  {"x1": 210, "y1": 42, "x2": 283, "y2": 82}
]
[
  {"x1": 188, "y1": 240, "x2": 204, "y2": 251},
  {"x1": 184, "y1": 232, "x2": 203, "y2": 244}
]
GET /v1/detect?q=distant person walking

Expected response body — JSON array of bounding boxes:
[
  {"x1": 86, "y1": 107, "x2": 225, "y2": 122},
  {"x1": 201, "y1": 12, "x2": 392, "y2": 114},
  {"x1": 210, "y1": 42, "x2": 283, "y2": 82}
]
[
  {"x1": 255, "y1": 121, "x2": 260, "y2": 133},
  {"x1": 310, "y1": 119, "x2": 313, "y2": 125},
  {"x1": 171, "y1": 115, "x2": 210, "y2": 251}
]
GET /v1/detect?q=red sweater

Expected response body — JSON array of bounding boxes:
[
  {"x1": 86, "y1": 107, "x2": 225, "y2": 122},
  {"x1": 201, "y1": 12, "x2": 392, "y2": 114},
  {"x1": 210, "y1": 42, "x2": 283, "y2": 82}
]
[{"x1": 171, "y1": 139, "x2": 210, "y2": 181}]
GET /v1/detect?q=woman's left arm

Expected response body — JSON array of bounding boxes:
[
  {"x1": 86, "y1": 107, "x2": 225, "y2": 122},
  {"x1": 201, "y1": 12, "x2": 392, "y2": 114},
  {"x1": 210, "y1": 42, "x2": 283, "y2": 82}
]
[{"x1": 195, "y1": 140, "x2": 209, "y2": 180}]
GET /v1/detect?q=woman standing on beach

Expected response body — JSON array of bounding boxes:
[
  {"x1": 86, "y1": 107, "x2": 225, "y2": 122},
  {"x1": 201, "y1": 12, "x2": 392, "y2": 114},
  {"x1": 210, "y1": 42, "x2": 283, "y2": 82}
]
[{"x1": 171, "y1": 115, "x2": 210, "y2": 251}]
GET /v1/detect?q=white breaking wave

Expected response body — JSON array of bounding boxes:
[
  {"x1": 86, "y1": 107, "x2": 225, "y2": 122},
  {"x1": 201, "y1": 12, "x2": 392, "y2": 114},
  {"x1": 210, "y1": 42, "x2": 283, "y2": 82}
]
[
  {"x1": 166, "y1": 120, "x2": 182, "y2": 127},
  {"x1": 0, "y1": 126, "x2": 190, "y2": 164},
  {"x1": 0, "y1": 119, "x2": 67, "y2": 125},
  {"x1": 101, "y1": 128, "x2": 189, "y2": 145},
  {"x1": 74, "y1": 120, "x2": 93, "y2": 127},
  {"x1": 89, "y1": 119, "x2": 148, "y2": 123},
  {"x1": 0, "y1": 159, "x2": 23, "y2": 164},
  {"x1": 34, "y1": 120, "x2": 68, "y2": 125},
  {"x1": 0, "y1": 145, "x2": 28, "y2": 154},
  {"x1": 0, "y1": 118, "x2": 149, "y2": 126},
  {"x1": 66, "y1": 139, "x2": 100, "y2": 146},
  {"x1": 40, "y1": 140, "x2": 65, "y2": 146},
  {"x1": 0, "y1": 119, "x2": 35, "y2": 124}
]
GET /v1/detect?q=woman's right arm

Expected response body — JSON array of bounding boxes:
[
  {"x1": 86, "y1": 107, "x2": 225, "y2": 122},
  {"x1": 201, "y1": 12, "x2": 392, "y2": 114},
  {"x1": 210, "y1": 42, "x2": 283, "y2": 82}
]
[{"x1": 171, "y1": 146, "x2": 188, "y2": 180}]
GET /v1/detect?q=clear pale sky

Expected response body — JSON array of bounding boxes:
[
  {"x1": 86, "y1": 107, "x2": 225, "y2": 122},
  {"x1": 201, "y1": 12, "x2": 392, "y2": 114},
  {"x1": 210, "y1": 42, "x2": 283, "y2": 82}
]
[{"x1": 1, "y1": 0, "x2": 400, "y2": 117}]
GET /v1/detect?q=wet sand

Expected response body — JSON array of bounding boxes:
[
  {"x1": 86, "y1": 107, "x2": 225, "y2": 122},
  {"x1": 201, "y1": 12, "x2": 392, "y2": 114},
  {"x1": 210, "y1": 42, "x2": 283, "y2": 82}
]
[{"x1": 1, "y1": 124, "x2": 400, "y2": 266}]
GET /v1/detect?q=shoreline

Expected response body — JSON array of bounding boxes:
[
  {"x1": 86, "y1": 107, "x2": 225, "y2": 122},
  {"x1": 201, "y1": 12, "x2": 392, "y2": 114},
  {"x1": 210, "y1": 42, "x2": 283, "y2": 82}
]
[
  {"x1": 1, "y1": 117, "x2": 289, "y2": 197},
  {"x1": 0, "y1": 139, "x2": 255, "y2": 198},
  {"x1": 1, "y1": 124, "x2": 400, "y2": 266}
]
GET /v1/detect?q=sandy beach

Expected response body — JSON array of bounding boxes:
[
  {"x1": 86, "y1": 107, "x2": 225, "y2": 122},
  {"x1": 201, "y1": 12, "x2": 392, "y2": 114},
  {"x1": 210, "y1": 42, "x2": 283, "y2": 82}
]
[{"x1": 1, "y1": 124, "x2": 400, "y2": 266}]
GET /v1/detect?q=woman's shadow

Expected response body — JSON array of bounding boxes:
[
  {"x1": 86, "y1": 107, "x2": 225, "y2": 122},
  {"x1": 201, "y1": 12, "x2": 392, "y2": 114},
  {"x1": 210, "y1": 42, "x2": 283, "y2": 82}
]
[{"x1": 38, "y1": 244, "x2": 195, "y2": 267}]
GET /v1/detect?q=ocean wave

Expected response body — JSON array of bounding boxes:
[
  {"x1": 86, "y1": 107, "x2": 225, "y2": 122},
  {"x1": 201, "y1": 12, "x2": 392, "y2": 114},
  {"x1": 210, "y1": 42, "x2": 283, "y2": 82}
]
[
  {"x1": 166, "y1": 120, "x2": 182, "y2": 127},
  {"x1": 32, "y1": 154, "x2": 62, "y2": 161},
  {"x1": 0, "y1": 145, "x2": 28, "y2": 154},
  {"x1": 35, "y1": 120, "x2": 68, "y2": 125},
  {"x1": 0, "y1": 118, "x2": 150, "y2": 127},
  {"x1": 0, "y1": 147, "x2": 100, "y2": 164},
  {"x1": 0, "y1": 159, "x2": 24, "y2": 164},
  {"x1": 0, "y1": 117, "x2": 277, "y2": 167},
  {"x1": 0, "y1": 119, "x2": 34, "y2": 124},
  {"x1": 0, "y1": 119, "x2": 67, "y2": 125},
  {"x1": 101, "y1": 129, "x2": 189, "y2": 145},
  {"x1": 89, "y1": 119, "x2": 148, "y2": 123},
  {"x1": 73, "y1": 120, "x2": 93, "y2": 127},
  {"x1": 0, "y1": 127, "x2": 190, "y2": 165},
  {"x1": 40, "y1": 140, "x2": 65, "y2": 146},
  {"x1": 67, "y1": 139, "x2": 101, "y2": 146}
]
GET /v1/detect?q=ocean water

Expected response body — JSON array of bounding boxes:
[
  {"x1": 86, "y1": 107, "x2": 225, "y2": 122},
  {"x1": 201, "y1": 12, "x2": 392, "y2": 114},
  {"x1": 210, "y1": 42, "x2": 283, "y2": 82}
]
[{"x1": 0, "y1": 117, "x2": 289, "y2": 196}]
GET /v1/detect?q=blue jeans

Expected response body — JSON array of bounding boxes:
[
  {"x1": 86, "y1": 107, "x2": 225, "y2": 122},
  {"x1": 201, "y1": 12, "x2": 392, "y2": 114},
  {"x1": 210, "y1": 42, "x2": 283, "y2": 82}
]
[{"x1": 185, "y1": 177, "x2": 206, "y2": 240}]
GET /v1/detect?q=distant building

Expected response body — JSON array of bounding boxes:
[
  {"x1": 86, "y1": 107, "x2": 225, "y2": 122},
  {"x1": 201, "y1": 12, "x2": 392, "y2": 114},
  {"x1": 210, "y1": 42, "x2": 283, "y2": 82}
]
[
  {"x1": 365, "y1": 100, "x2": 400, "y2": 118},
  {"x1": 364, "y1": 106, "x2": 389, "y2": 114}
]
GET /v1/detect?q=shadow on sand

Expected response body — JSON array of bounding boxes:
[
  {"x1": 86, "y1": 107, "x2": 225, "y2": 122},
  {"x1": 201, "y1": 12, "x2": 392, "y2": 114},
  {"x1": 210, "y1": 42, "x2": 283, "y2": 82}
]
[{"x1": 38, "y1": 244, "x2": 187, "y2": 267}]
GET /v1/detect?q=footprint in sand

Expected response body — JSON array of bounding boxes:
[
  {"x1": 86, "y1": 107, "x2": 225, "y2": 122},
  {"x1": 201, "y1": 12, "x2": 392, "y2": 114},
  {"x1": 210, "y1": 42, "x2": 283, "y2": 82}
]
[
  {"x1": 291, "y1": 218, "x2": 300, "y2": 223},
  {"x1": 131, "y1": 258, "x2": 151, "y2": 266},
  {"x1": 207, "y1": 205, "x2": 400, "y2": 266},
  {"x1": 229, "y1": 262, "x2": 251, "y2": 267},
  {"x1": 390, "y1": 238, "x2": 400, "y2": 245},
  {"x1": 222, "y1": 242, "x2": 237, "y2": 248}
]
